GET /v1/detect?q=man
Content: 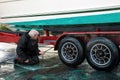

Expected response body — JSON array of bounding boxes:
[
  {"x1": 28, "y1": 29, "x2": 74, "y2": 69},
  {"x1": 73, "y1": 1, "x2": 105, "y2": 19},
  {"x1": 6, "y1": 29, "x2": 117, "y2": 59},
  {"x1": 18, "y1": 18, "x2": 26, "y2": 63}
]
[{"x1": 14, "y1": 29, "x2": 45, "y2": 65}]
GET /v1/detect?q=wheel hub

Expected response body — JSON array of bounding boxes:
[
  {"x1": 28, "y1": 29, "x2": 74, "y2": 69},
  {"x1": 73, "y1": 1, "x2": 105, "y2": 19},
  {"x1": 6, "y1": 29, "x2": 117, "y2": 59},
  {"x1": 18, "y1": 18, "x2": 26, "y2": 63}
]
[
  {"x1": 61, "y1": 42, "x2": 78, "y2": 62},
  {"x1": 96, "y1": 50, "x2": 105, "y2": 58},
  {"x1": 90, "y1": 44, "x2": 111, "y2": 66}
]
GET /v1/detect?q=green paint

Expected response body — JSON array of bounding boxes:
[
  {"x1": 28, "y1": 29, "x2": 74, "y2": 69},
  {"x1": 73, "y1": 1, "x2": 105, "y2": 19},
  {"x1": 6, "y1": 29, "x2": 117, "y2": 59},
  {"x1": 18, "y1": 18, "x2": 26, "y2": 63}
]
[
  {"x1": 5, "y1": 65, "x2": 29, "y2": 80},
  {"x1": 31, "y1": 70, "x2": 89, "y2": 80},
  {"x1": 1, "y1": 63, "x2": 120, "y2": 80},
  {"x1": 32, "y1": 74, "x2": 58, "y2": 80},
  {"x1": 15, "y1": 63, "x2": 59, "y2": 71},
  {"x1": 6, "y1": 12, "x2": 120, "y2": 25}
]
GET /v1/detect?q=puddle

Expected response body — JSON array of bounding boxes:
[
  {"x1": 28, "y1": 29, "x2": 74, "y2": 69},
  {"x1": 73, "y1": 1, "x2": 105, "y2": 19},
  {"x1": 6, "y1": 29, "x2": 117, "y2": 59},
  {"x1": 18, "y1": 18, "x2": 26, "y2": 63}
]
[
  {"x1": 25, "y1": 70, "x2": 120, "y2": 80},
  {"x1": 15, "y1": 63, "x2": 59, "y2": 71},
  {"x1": 0, "y1": 62, "x2": 61, "y2": 80},
  {"x1": 88, "y1": 71, "x2": 120, "y2": 80},
  {"x1": 4, "y1": 67, "x2": 29, "y2": 80}
]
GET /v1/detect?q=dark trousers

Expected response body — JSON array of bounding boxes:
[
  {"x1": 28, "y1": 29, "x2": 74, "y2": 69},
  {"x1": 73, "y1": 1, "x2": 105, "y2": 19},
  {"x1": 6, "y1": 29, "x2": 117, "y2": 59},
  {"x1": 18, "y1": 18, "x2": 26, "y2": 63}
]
[{"x1": 14, "y1": 55, "x2": 39, "y2": 65}]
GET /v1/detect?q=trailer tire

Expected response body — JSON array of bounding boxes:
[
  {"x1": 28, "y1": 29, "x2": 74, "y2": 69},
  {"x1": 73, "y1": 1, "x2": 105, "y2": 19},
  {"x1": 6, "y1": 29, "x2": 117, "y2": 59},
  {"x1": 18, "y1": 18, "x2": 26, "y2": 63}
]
[
  {"x1": 86, "y1": 37, "x2": 119, "y2": 71},
  {"x1": 58, "y1": 37, "x2": 85, "y2": 67}
]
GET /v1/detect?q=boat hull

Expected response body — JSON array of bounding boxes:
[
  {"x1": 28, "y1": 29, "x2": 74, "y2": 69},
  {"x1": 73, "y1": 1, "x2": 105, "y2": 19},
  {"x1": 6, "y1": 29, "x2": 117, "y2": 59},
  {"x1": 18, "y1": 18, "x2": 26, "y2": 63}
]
[{"x1": 0, "y1": 0, "x2": 120, "y2": 25}]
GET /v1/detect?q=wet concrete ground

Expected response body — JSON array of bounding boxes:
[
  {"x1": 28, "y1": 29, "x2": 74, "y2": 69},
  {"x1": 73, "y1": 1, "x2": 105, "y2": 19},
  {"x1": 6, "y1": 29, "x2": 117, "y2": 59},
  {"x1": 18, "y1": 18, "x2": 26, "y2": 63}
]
[{"x1": 0, "y1": 42, "x2": 120, "y2": 80}]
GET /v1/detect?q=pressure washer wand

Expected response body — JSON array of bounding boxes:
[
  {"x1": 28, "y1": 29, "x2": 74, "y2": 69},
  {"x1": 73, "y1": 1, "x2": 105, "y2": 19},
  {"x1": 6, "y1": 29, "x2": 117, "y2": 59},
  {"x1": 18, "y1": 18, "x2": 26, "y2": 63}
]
[
  {"x1": 45, "y1": 47, "x2": 54, "y2": 53},
  {"x1": 41, "y1": 47, "x2": 53, "y2": 60}
]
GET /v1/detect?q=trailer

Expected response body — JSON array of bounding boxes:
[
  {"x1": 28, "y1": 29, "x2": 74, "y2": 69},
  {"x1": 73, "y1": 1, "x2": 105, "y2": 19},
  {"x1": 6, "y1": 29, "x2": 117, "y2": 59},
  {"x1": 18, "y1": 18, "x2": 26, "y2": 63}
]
[{"x1": 0, "y1": 0, "x2": 120, "y2": 71}]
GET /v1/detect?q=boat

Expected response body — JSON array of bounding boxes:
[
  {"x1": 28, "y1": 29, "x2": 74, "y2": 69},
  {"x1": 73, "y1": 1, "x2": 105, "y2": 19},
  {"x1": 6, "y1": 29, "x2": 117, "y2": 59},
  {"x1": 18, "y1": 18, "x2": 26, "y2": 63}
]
[{"x1": 0, "y1": 0, "x2": 120, "y2": 31}]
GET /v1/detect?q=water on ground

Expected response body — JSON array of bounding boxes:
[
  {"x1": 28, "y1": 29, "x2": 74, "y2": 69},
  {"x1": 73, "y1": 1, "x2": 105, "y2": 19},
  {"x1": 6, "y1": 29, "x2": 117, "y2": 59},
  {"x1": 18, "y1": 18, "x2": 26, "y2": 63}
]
[{"x1": 0, "y1": 42, "x2": 120, "y2": 80}]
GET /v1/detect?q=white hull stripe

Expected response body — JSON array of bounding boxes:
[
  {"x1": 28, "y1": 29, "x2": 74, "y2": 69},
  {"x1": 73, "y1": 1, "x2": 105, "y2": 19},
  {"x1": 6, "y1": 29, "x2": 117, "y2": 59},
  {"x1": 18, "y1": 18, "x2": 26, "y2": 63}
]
[{"x1": 1, "y1": 10, "x2": 120, "y2": 25}]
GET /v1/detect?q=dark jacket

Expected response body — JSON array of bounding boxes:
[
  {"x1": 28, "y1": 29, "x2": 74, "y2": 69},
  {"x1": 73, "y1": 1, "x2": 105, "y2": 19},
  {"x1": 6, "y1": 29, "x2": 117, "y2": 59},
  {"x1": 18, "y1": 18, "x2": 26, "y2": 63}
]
[{"x1": 16, "y1": 32, "x2": 40, "y2": 57}]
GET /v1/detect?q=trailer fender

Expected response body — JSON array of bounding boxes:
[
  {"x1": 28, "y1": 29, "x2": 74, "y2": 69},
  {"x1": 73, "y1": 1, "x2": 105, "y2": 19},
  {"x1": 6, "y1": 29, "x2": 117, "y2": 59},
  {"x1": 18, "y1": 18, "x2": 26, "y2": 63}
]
[
  {"x1": 54, "y1": 34, "x2": 85, "y2": 50},
  {"x1": 54, "y1": 35, "x2": 67, "y2": 50}
]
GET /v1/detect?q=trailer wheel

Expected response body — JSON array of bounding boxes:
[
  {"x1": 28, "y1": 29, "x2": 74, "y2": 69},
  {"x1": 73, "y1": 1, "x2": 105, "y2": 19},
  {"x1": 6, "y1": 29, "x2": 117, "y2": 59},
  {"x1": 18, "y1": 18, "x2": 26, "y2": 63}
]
[
  {"x1": 86, "y1": 37, "x2": 119, "y2": 71},
  {"x1": 58, "y1": 37, "x2": 85, "y2": 67}
]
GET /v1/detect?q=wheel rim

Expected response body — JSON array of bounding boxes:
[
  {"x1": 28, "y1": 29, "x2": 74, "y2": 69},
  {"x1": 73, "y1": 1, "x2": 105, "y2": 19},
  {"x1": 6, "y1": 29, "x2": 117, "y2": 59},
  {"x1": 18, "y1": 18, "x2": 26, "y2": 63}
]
[
  {"x1": 61, "y1": 42, "x2": 78, "y2": 62},
  {"x1": 90, "y1": 43, "x2": 111, "y2": 66}
]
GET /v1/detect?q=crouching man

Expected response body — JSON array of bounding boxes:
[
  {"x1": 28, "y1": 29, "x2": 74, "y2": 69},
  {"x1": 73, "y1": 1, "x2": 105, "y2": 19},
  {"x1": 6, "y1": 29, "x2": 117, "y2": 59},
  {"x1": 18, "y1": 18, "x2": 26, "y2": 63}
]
[{"x1": 14, "y1": 29, "x2": 45, "y2": 65}]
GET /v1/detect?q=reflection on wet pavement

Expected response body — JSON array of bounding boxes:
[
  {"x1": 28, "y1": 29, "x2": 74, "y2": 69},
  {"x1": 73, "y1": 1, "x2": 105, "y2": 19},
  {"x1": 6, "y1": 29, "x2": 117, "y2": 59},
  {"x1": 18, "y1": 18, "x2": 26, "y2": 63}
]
[{"x1": 0, "y1": 42, "x2": 120, "y2": 80}]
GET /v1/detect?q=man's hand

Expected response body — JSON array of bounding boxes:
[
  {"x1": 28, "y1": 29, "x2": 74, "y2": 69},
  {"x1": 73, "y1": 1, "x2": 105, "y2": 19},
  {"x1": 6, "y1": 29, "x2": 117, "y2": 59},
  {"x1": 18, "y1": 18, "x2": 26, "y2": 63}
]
[
  {"x1": 24, "y1": 59, "x2": 29, "y2": 63},
  {"x1": 39, "y1": 51, "x2": 45, "y2": 55}
]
